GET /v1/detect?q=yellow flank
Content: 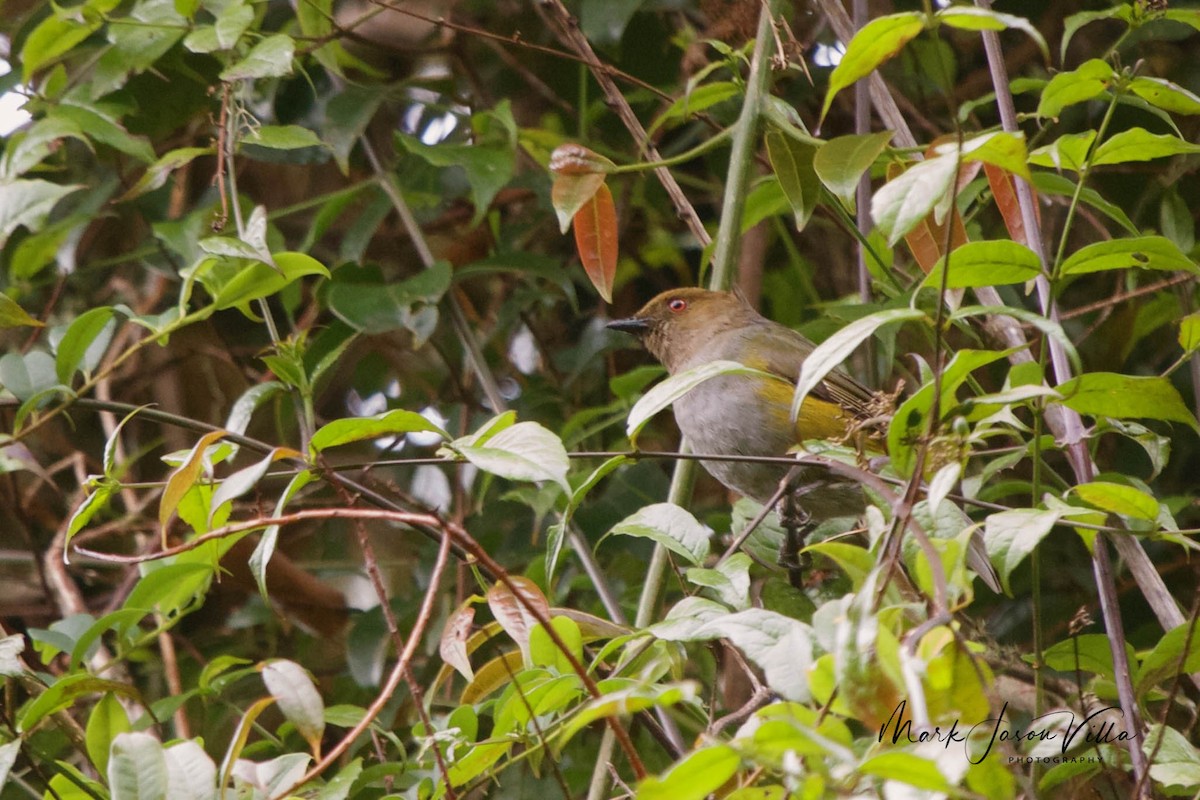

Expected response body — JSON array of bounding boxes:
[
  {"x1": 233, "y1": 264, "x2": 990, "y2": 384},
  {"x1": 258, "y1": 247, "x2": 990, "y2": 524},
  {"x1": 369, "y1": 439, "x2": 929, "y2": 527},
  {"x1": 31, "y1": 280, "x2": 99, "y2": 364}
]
[{"x1": 756, "y1": 377, "x2": 849, "y2": 442}]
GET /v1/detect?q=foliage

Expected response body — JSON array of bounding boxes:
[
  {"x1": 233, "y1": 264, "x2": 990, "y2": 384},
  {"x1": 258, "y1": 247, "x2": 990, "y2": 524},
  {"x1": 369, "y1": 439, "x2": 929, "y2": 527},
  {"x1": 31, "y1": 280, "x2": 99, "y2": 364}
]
[{"x1": 1, "y1": 0, "x2": 1199, "y2": 798}]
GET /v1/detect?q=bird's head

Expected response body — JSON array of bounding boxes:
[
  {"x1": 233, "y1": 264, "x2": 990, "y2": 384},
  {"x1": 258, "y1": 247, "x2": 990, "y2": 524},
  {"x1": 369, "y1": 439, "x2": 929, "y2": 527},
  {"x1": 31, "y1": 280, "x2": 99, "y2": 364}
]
[{"x1": 607, "y1": 288, "x2": 757, "y2": 372}]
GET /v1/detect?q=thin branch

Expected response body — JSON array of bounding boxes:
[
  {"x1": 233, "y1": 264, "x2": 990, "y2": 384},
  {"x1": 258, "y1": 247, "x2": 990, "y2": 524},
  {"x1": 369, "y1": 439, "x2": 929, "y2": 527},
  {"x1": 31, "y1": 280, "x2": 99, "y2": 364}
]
[{"x1": 283, "y1": 527, "x2": 453, "y2": 796}]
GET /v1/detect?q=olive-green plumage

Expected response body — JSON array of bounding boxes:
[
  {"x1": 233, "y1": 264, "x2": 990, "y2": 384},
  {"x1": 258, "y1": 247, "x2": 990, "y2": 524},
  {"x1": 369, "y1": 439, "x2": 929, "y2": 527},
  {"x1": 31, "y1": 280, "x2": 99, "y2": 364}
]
[
  {"x1": 609, "y1": 288, "x2": 1000, "y2": 592},
  {"x1": 607, "y1": 288, "x2": 872, "y2": 520}
]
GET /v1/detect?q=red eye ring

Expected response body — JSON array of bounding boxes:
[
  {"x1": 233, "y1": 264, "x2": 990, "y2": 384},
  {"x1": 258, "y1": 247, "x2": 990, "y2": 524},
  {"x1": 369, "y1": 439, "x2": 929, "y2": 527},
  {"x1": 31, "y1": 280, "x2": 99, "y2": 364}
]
[{"x1": 668, "y1": 298, "x2": 687, "y2": 313}]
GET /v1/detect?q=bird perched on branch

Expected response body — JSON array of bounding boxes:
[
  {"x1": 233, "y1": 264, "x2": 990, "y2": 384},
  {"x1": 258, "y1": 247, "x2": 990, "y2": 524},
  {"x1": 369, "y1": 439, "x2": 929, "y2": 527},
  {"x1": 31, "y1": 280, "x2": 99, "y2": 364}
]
[{"x1": 608, "y1": 288, "x2": 1000, "y2": 593}]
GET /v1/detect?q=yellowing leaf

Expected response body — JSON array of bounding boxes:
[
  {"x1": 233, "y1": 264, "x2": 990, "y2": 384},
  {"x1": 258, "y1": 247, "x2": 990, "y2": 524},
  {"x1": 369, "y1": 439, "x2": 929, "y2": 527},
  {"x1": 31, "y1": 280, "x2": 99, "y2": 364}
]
[{"x1": 159, "y1": 429, "x2": 227, "y2": 542}]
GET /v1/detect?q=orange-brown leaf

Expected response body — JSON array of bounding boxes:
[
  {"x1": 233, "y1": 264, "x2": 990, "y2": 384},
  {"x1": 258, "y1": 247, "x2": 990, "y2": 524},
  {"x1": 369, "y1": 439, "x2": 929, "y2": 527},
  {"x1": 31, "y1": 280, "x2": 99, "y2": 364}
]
[
  {"x1": 887, "y1": 161, "x2": 970, "y2": 274},
  {"x1": 439, "y1": 600, "x2": 477, "y2": 681},
  {"x1": 486, "y1": 576, "x2": 551, "y2": 664},
  {"x1": 985, "y1": 164, "x2": 1041, "y2": 247},
  {"x1": 572, "y1": 182, "x2": 618, "y2": 302}
]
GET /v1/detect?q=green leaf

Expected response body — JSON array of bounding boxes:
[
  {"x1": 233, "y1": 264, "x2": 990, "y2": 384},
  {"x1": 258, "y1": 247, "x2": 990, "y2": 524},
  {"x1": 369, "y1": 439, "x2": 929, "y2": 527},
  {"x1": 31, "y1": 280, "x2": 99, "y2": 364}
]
[
  {"x1": 954, "y1": 131, "x2": 1031, "y2": 180},
  {"x1": 1092, "y1": 128, "x2": 1200, "y2": 165},
  {"x1": 0, "y1": 179, "x2": 81, "y2": 249},
  {"x1": 225, "y1": 382, "x2": 285, "y2": 440},
  {"x1": 1059, "y1": 236, "x2": 1198, "y2": 276},
  {"x1": 327, "y1": 261, "x2": 451, "y2": 338},
  {"x1": 813, "y1": 130, "x2": 894, "y2": 207},
  {"x1": 90, "y1": 0, "x2": 186, "y2": 97},
  {"x1": 86, "y1": 693, "x2": 132, "y2": 778},
  {"x1": 985, "y1": 508, "x2": 1061, "y2": 594},
  {"x1": 765, "y1": 131, "x2": 820, "y2": 231},
  {"x1": 21, "y1": 14, "x2": 102, "y2": 81},
  {"x1": 627, "y1": 360, "x2": 777, "y2": 445},
  {"x1": 1060, "y1": 7, "x2": 1129, "y2": 62},
  {"x1": 558, "y1": 682, "x2": 697, "y2": 748},
  {"x1": 55, "y1": 306, "x2": 116, "y2": 385},
  {"x1": 262, "y1": 660, "x2": 325, "y2": 750},
  {"x1": 1072, "y1": 482, "x2": 1159, "y2": 521},
  {"x1": 1056, "y1": 373, "x2": 1197, "y2": 430},
  {"x1": 1145, "y1": 725, "x2": 1200, "y2": 789},
  {"x1": 605, "y1": 503, "x2": 711, "y2": 566},
  {"x1": 209, "y1": 447, "x2": 298, "y2": 525},
  {"x1": 870, "y1": 152, "x2": 959, "y2": 245},
  {"x1": 250, "y1": 470, "x2": 315, "y2": 601},
  {"x1": 67, "y1": 482, "x2": 116, "y2": 543},
  {"x1": 650, "y1": 597, "x2": 732, "y2": 642},
  {"x1": 793, "y1": 308, "x2": 926, "y2": 424},
  {"x1": 1029, "y1": 131, "x2": 1096, "y2": 172},
  {"x1": 1037, "y1": 59, "x2": 1114, "y2": 119},
  {"x1": 1180, "y1": 312, "x2": 1200, "y2": 354},
  {"x1": 108, "y1": 732, "x2": 168, "y2": 800},
  {"x1": 119, "y1": 147, "x2": 213, "y2": 202},
  {"x1": 398, "y1": 103, "x2": 517, "y2": 224},
  {"x1": 936, "y1": 7, "x2": 1048, "y2": 60},
  {"x1": 219, "y1": 34, "x2": 296, "y2": 80},
  {"x1": 0, "y1": 740, "x2": 20, "y2": 790},
  {"x1": 55, "y1": 103, "x2": 155, "y2": 163},
  {"x1": 324, "y1": 85, "x2": 385, "y2": 173},
  {"x1": 0, "y1": 351, "x2": 60, "y2": 403},
  {"x1": 244, "y1": 125, "x2": 326, "y2": 151},
  {"x1": 1128, "y1": 76, "x2": 1200, "y2": 116},
  {"x1": 452, "y1": 421, "x2": 570, "y2": 492},
  {"x1": 695, "y1": 609, "x2": 815, "y2": 702},
  {"x1": 1041, "y1": 633, "x2": 1131, "y2": 677},
  {"x1": 0, "y1": 292, "x2": 44, "y2": 329},
  {"x1": 859, "y1": 752, "x2": 952, "y2": 792},
  {"x1": 686, "y1": 553, "x2": 752, "y2": 609},
  {"x1": 926, "y1": 240, "x2": 1041, "y2": 288},
  {"x1": 212, "y1": 251, "x2": 330, "y2": 311},
  {"x1": 1161, "y1": 189, "x2": 1195, "y2": 254},
  {"x1": 638, "y1": 745, "x2": 742, "y2": 800},
  {"x1": 821, "y1": 13, "x2": 925, "y2": 121},
  {"x1": 548, "y1": 454, "x2": 628, "y2": 580},
  {"x1": 650, "y1": 81, "x2": 740, "y2": 135},
  {"x1": 198, "y1": 235, "x2": 271, "y2": 264},
  {"x1": 309, "y1": 409, "x2": 447, "y2": 454},
  {"x1": 1137, "y1": 619, "x2": 1200, "y2": 693},
  {"x1": 1031, "y1": 172, "x2": 1138, "y2": 235},
  {"x1": 163, "y1": 741, "x2": 217, "y2": 800},
  {"x1": 528, "y1": 616, "x2": 582, "y2": 673},
  {"x1": 215, "y1": 1, "x2": 255, "y2": 48}
]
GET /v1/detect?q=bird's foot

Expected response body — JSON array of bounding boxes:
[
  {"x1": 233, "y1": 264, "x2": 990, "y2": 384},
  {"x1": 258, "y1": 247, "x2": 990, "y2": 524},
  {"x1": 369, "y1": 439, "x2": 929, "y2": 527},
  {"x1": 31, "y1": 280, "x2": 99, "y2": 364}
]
[{"x1": 778, "y1": 494, "x2": 812, "y2": 589}]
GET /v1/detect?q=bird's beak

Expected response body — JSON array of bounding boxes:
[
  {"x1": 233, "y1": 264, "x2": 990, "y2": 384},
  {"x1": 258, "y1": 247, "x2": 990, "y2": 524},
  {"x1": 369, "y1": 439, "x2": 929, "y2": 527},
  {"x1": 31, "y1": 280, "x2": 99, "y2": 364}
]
[{"x1": 606, "y1": 316, "x2": 650, "y2": 335}]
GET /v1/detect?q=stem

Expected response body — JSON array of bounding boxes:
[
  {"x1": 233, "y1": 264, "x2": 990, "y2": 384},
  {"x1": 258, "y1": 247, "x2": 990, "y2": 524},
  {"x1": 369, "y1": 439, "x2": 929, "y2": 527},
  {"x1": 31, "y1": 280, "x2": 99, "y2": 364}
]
[
  {"x1": 708, "y1": 4, "x2": 780, "y2": 289},
  {"x1": 608, "y1": 126, "x2": 735, "y2": 174}
]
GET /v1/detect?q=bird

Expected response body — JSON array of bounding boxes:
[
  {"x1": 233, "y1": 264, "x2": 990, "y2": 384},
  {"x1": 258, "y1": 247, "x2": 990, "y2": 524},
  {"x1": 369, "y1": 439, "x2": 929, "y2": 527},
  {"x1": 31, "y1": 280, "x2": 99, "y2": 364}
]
[{"x1": 607, "y1": 287, "x2": 1000, "y2": 593}]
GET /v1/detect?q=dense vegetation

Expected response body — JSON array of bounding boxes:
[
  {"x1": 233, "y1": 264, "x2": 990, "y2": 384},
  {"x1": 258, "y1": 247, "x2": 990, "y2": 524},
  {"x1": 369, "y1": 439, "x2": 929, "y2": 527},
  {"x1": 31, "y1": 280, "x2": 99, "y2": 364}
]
[{"x1": 2, "y1": 0, "x2": 1199, "y2": 797}]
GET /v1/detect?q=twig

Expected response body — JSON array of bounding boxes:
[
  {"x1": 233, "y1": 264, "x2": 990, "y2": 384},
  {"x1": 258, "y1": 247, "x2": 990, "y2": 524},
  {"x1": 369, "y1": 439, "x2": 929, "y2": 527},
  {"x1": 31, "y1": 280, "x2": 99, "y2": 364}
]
[
  {"x1": 74, "y1": 508, "x2": 452, "y2": 564},
  {"x1": 283, "y1": 527, "x2": 453, "y2": 796},
  {"x1": 328, "y1": 477, "x2": 456, "y2": 798}
]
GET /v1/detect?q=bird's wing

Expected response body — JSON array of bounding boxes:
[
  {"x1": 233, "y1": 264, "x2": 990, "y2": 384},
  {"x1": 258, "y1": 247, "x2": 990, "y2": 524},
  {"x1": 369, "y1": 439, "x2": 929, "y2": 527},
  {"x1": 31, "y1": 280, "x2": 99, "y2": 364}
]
[{"x1": 737, "y1": 322, "x2": 876, "y2": 418}]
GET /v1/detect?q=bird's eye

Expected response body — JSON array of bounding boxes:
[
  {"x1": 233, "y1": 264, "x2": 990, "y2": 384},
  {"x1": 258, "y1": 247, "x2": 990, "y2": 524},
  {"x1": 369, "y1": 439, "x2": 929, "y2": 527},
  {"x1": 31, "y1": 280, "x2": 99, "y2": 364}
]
[{"x1": 668, "y1": 298, "x2": 687, "y2": 313}]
